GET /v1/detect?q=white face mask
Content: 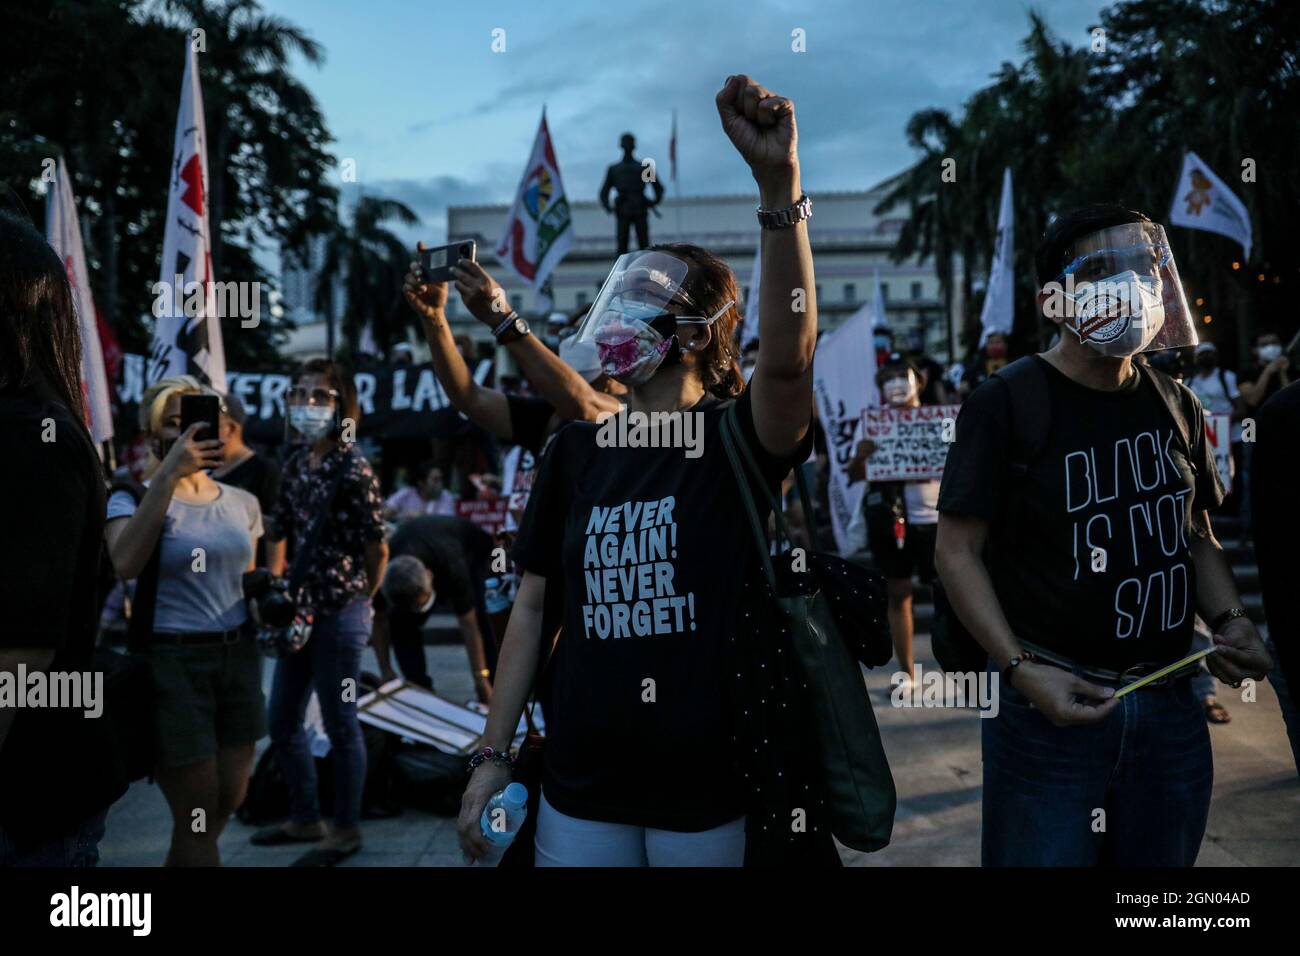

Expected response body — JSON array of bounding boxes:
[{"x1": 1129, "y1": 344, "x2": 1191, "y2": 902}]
[
  {"x1": 1258, "y1": 344, "x2": 1283, "y2": 363},
  {"x1": 1067, "y1": 270, "x2": 1166, "y2": 357},
  {"x1": 288, "y1": 404, "x2": 334, "y2": 439},
  {"x1": 882, "y1": 372, "x2": 918, "y2": 406}
]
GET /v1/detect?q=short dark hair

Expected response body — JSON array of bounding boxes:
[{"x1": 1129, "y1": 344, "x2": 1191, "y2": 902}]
[
  {"x1": 300, "y1": 357, "x2": 360, "y2": 424},
  {"x1": 1035, "y1": 204, "x2": 1152, "y2": 287}
]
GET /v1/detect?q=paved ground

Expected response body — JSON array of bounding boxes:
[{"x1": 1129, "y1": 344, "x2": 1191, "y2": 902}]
[{"x1": 98, "y1": 633, "x2": 1300, "y2": 867}]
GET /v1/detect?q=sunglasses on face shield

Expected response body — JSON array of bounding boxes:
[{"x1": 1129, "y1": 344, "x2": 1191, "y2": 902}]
[
  {"x1": 286, "y1": 386, "x2": 339, "y2": 406},
  {"x1": 1058, "y1": 243, "x2": 1172, "y2": 284}
]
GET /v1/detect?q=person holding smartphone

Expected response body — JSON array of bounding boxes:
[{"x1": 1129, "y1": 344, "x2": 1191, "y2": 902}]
[{"x1": 103, "y1": 376, "x2": 266, "y2": 867}]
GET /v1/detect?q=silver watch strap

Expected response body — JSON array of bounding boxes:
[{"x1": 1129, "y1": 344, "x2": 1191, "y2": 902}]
[{"x1": 756, "y1": 193, "x2": 812, "y2": 229}]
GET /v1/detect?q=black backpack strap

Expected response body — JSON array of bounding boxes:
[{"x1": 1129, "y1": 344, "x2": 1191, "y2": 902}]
[
  {"x1": 108, "y1": 480, "x2": 163, "y2": 651},
  {"x1": 1137, "y1": 362, "x2": 1197, "y2": 466},
  {"x1": 990, "y1": 355, "x2": 1052, "y2": 478}
]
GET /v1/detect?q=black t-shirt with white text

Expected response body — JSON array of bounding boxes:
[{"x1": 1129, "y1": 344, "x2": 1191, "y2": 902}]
[
  {"x1": 938, "y1": 357, "x2": 1223, "y2": 670},
  {"x1": 513, "y1": 388, "x2": 810, "y2": 831}
]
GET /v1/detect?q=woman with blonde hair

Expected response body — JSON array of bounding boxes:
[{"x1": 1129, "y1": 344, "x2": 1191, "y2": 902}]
[{"x1": 104, "y1": 375, "x2": 266, "y2": 866}]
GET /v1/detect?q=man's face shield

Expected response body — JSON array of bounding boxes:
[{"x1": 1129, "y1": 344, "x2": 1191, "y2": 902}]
[
  {"x1": 572, "y1": 251, "x2": 733, "y2": 384},
  {"x1": 1043, "y1": 222, "x2": 1197, "y2": 356}
]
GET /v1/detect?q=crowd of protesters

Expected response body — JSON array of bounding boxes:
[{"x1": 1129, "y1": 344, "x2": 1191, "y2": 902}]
[{"x1": 1, "y1": 73, "x2": 1296, "y2": 870}]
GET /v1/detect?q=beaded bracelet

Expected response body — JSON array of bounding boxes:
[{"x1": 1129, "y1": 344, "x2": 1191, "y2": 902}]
[{"x1": 467, "y1": 746, "x2": 514, "y2": 772}]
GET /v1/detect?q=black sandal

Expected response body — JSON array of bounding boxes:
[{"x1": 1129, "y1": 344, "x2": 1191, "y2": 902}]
[
  {"x1": 290, "y1": 844, "x2": 362, "y2": 867},
  {"x1": 250, "y1": 825, "x2": 325, "y2": 847}
]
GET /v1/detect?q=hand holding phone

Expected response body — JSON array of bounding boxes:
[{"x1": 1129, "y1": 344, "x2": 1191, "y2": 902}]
[
  {"x1": 419, "y1": 240, "x2": 476, "y2": 284},
  {"x1": 172, "y1": 393, "x2": 225, "y2": 477}
]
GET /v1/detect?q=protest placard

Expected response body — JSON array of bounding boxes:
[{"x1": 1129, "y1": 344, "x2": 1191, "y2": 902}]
[{"x1": 863, "y1": 404, "x2": 960, "y2": 482}]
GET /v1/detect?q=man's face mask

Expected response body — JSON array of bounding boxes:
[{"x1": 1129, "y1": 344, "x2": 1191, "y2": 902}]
[
  {"x1": 288, "y1": 404, "x2": 334, "y2": 439},
  {"x1": 1065, "y1": 270, "x2": 1166, "y2": 357},
  {"x1": 1048, "y1": 221, "x2": 1196, "y2": 358},
  {"x1": 1258, "y1": 343, "x2": 1283, "y2": 363}
]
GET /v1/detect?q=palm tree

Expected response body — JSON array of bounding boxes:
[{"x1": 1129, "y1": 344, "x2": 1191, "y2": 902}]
[
  {"x1": 313, "y1": 195, "x2": 419, "y2": 359},
  {"x1": 873, "y1": 108, "x2": 966, "y2": 362}
]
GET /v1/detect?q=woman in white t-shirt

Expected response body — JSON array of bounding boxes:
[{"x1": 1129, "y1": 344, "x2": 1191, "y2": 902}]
[{"x1": 103, "y1": 376, "x2": 264, "y2": 867}]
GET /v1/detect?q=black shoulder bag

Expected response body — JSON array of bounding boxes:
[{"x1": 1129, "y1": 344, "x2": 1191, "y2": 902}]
[
  {"x1": 94, "y1": 480, "x2": 161, "y2": 783},
  {"x1": 720, "y1": 404, "x2": 896, "y2": 853}
]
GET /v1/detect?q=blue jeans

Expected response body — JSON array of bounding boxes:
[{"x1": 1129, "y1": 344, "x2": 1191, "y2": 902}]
[
  {"x1": 269, "y1": 598, "x2": 371, "y2": 830},
  {"x1": 982, "y1": 670, "x2": 1212, "y2": 866},
  {"x1": 0, "y1": 810, "x2": 107, "y2": 867}
]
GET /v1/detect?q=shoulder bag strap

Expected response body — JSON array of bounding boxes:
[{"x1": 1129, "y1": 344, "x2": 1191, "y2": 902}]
[
  {"x1": 1139, "y1": 362, "x2": 1195, "y2": 456},
  {"x1": 719, "y1": 404, "x2": 781, "y2": 591},
  {"x1": 285, "y1": 448, "x2": 353, "y2": 595}
]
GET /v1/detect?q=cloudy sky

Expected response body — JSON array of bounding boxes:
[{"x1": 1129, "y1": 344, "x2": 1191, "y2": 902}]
[{"x1": 263, "y1": 0, "x2": 1109, "y2": 246}]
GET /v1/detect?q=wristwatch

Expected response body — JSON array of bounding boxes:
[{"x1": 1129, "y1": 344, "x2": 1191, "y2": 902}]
[
  {"x1": 756, "y1": 193, "x2": 812, "y2": 230},
  {"x1": 1209, "y1": 607, "x2": 1247, "y2": 632},
  {"x1": 492, "y1": 311, "x2": 530, "y2": 344}
]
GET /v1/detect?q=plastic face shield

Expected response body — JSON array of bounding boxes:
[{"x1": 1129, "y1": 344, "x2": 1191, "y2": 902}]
[
  {"x1": 1045, "y1": 221, "x2": 1197, "y2": 354},
  {"x1": 572, "y1": 250, "x2": 729, "y2": 354}
]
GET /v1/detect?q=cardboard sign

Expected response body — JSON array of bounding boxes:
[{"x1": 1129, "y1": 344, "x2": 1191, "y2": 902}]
[
  {"x1": 357, "y1": 680, "x2": 540, "y2": 754},
  {"x1": 1204, "y1": 413, "x2": 1233, "y2": 491},
  {"x1": 862, "y1": 404, "x2": 960, "y2": 482},
  {"x1": 456, "y1": 498, "x2": 511, "y2": 536}
]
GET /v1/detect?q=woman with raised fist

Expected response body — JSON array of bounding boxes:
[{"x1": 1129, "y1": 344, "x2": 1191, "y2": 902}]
[{"x1": 457, "y1": 76, "x2": 832, "y2": 867}]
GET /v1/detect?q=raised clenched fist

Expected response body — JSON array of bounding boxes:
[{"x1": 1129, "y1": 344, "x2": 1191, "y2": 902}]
[{"x1": 715, "y1": 74, "x2": 798, "y2": 183}]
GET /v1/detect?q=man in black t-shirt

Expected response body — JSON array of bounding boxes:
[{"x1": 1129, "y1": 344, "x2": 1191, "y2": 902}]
[
  {"x1": 373, "y1": 515, "x2": 497, "y2": 701},
  {"x1": 936, "y1": 205, "x2": 1271, "y2": 867}
]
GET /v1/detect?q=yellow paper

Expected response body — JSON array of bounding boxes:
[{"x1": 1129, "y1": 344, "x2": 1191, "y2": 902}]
[{"x1": 1111, "y1": 646, "x2": 1217, "y2": 699}]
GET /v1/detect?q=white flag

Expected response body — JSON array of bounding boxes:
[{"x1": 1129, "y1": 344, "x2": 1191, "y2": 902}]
[
  {"x1": 150, "y1": 41, "x2": 227, "y2": 391},
  {"x1": 813, "y1": 302, "x2": 878, "y2": 555},
  {"x1": 1168, "y1": 151, "x2": 1252, "y2": 260},
  {"x1": 496, "y1": 110, "x2": 573, "y2": 291},
  {"x1": 45, "y1": 158, "x2": 114, "y2": 445},
  {"x1": 740, "y1": 245, "x2": 761, "y2": 348},
  {"x1": 979, "y1": 166, "x2": 1014, "y2": 346}
]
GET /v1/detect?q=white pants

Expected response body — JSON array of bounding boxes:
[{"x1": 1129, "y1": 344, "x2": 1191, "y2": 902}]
[{"x1": 534, "y1": 792, "x2": 746, "y2": 867}]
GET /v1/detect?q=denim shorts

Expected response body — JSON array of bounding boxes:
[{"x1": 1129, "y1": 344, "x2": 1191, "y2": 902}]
[{"x1": 142, "y1": 635, "x2": 268, "y2": 768}]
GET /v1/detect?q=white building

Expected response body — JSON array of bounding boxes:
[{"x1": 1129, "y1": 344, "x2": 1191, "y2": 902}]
[
  {"x1": 280, "y1": 234, "x2": 345, "y2": 356},
  {"x1": 282, "y1": 174, "x2": 963, "y2": 362}
]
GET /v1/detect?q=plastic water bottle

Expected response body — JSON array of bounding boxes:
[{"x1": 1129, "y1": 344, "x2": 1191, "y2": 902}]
[{"x1": 476, "y1": 782, "x2": 529, "y2": 866}]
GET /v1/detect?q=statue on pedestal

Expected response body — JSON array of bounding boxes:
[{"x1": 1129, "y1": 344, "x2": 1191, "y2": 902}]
[{"x1": 599, "y1": 133, "x2": 664, "y2": 255}]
